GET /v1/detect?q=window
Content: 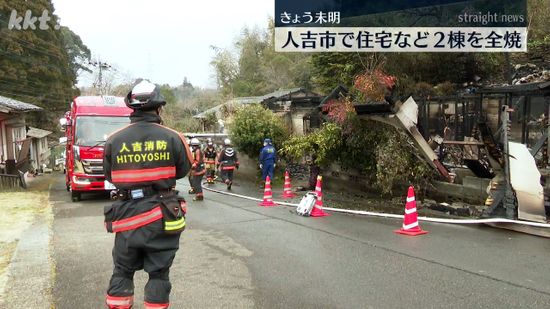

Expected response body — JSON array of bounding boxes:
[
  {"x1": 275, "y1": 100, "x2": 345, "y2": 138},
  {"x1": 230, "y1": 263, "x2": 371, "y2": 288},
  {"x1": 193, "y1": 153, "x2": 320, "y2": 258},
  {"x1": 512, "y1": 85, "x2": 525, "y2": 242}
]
[{"x1": 75, "y1": 116, "x2": 130, "y2": 146}]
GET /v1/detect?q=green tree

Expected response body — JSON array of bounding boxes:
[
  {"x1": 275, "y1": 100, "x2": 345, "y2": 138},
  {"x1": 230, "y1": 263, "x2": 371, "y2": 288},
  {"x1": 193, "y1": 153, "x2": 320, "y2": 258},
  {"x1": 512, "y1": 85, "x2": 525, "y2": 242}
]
[
  {"x1": 0, "y1": 0, "x2": 88, "y2": 132},
  {"x1": 60, "y1": 26, "x2": 91, "y2": 76},
  {"x1": 210, "y1": 20, "x2": 316, "y2": 97},
  {"x1": 230, "y1": 104, "x2": 289, "y2": 158},
  {"x1": 528, "y1": 0, "x2": 550, "y2": 45},
  {"x1": 158, "y1": 81, "x2": 223, "y2": 133}
]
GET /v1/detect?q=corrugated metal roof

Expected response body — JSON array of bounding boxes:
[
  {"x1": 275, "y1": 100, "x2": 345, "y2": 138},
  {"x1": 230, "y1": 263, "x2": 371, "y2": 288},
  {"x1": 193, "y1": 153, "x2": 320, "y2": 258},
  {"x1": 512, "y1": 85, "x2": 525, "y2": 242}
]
[
  {"x1": 27, "y1": 127, "x2": 52, "y2": 138},
  {"x1": 193, "y1": 104, "x2": 224, "y2": 119},
  {"x1": 0, "y1": 95, "x2": 42, "y2": 113},
  {"x1": 193, "y1": 89, "x2": 318, "y2": 119},
  {"x1": 193, "y1": 96, "x2": 264, "y2": 119}
]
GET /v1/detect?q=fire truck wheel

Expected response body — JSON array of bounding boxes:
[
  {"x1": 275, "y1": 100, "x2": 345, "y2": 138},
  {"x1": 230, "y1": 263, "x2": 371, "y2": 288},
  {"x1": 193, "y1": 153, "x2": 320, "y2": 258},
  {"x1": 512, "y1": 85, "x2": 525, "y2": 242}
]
[{"x1": 71, "y1": 191, "x2": 81, "y2": 202}]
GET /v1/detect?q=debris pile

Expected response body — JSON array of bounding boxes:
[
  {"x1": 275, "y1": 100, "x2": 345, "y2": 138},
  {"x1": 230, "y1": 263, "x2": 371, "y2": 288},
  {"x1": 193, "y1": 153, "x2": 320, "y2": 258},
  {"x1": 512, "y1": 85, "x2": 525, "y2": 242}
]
[
  {"x1": 512, "y1": 43, "x2": 550, "y2": 84},
  {"x1": 513, "y1": 64, "x2": 550, "y2": 84},
  {"x1": 286, "y1": 163, "x2": 309, "y2": 180}
]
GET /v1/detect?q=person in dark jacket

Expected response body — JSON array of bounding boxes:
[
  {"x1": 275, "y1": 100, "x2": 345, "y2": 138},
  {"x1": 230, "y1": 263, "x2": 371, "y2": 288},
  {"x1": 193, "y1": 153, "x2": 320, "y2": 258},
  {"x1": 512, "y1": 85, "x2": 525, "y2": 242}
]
[
  {"x1": 103, "y1": 80, "x2": 192, "y2": 309},
  {"x1": 307, "y1": 154, "x2": 320, "y2": 190},
  {"x1": 217, "y1": 138, "x2": 239, "y2": 190},
  {"x1": 203, "y1": 138, "x2": 217, "y2": 184},
  {"x1": 259, "y1": 138, "x2": 277, "y2": 182}
]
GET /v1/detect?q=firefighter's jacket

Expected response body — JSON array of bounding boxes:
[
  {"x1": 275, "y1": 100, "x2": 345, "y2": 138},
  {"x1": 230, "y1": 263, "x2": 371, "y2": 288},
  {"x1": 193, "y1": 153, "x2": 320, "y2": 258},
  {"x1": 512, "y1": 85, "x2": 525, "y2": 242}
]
[
  {"x1": 104, "y1": 112, "x2": 191, "y2": 189},
  {"x1": 217, "y1": 147, "x2": 239, "y2": 170},
  {"x1": 190, "y1": 146, "x2": 206, "y2": 176},
  {"x1": 204, "y1": 146, "x2": 217, "y2": 164},
  {"x1": 103, "y1": 111, "x2": 192, "y2": 234}
]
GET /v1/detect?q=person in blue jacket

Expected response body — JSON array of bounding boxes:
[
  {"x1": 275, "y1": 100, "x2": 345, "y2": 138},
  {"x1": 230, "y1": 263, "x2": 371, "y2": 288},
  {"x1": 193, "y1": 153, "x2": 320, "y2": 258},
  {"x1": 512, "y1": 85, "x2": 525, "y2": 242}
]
[{"x1": 259, "y1": 138, "x2": 277, "y2": 182}]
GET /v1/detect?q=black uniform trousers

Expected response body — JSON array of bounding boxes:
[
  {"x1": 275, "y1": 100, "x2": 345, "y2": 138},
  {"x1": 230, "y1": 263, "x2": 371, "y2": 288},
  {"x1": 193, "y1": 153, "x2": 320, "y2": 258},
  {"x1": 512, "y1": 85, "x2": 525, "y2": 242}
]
[
  {"x1": 221, "y1": 169, "x2": 234, "y2": 183},
  {"x1": 107, "y1": 198, "x2": 180, "y2": 305},
  {"x1": 190, "y1": 173, "x2": 204, "y2": 194}
]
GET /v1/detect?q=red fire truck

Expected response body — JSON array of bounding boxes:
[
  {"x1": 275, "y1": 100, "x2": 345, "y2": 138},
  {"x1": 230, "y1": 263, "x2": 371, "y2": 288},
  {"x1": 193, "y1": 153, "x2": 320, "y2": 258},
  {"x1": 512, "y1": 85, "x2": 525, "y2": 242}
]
[{"x1": 60, "y1": 96, "x2": 132, "y2": 202}]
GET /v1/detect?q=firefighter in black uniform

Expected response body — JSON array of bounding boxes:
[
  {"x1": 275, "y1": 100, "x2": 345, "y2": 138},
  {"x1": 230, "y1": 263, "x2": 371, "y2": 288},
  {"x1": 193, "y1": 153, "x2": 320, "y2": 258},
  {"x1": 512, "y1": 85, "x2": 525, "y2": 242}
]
[
  {"x1": 204, "y1": 138, "x2": 217, "y2": 184},
  {"x1": 103, "y1": 80, "x2": 192, "y2": 309},
  {"x1": 189, "y1": 137, "x2": 205, "y2": 201},
  {"x1": 217, "y1": 138, "x2": 239, "y2": 190}
]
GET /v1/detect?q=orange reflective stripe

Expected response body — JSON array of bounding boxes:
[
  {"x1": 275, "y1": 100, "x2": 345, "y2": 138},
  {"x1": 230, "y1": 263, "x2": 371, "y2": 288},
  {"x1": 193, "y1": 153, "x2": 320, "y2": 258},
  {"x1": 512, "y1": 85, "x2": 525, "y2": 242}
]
[
  {"x1": 111, "y1": 166, "x2": 176, "y2": 183},
  {"x1": 106, "y1": 295, "x2": 133, "y2": 308},
  {"x1": 144, "y1": 301, "x2": 169, "y2": 308},
  {"x1": 111, "y1": 206, "x2": 163, "y2": 233}
]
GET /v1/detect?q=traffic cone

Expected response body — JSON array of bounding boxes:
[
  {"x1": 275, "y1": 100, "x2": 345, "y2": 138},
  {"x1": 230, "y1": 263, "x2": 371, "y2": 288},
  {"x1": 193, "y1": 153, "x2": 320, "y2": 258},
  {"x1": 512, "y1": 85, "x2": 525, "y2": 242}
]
[
  {"x1": 310, "y1": 176, "x2": 330, "y2": 217},
  {"x1": 259, "y1": 176, "x2": 277, "y2": 207},
  {"x1": 394, "y1": 186, "x2": 428, "y2": 236},
  {"x1": 282, "y1": 170, "x2": 296, "y2": 198}
]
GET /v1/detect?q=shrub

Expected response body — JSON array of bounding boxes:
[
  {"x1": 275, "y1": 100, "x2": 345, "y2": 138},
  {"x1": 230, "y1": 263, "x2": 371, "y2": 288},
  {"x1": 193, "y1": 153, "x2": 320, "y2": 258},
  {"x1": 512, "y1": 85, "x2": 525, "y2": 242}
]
[
  {"x1": 229, "y1": 104, "x2": 289, "y2": 158},
  {"x1": 282, "y1": 119, "x2": 435, "y2": 195},
  {"x1": 281, "y1": 122, "x2": 342, "y2": 166}
]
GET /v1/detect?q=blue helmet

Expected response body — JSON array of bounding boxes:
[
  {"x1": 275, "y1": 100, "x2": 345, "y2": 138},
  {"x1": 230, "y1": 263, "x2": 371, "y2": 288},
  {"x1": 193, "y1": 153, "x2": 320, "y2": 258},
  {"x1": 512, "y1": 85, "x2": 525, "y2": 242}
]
[{"x1": 264, "y1": 138, "x2": 272, "y2": 145}]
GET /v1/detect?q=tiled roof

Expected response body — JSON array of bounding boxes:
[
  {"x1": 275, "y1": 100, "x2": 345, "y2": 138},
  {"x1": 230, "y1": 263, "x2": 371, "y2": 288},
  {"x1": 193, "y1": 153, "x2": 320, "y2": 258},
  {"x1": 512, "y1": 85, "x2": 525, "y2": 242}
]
[
  {"x1": 0, "y1": 95, "x2": 42, "y2": 113},
  {"x1": 27, "y1": 127, "x2": 52, "y2": 139}
]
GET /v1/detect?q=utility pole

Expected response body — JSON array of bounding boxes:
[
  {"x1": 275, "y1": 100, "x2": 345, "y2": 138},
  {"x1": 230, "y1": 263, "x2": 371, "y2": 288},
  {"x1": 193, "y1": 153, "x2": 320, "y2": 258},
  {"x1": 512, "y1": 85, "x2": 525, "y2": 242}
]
[{"x1": 89, "y1": 59, "x2": 112, "y2": 95}]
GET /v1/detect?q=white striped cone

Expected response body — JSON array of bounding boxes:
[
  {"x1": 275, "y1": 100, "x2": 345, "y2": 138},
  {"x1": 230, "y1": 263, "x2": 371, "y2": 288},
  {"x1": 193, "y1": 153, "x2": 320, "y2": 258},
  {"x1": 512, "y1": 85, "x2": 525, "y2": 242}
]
[
  {"x1": 259, "y1": 176, "x2": 277, "y2": 207},
  {"x1": 310, "y1": 175, "x2": 329, "y2": 217},
  {"x1": 282, "y1": 170, "x2": 296, "y2": 198},
  {"x1": 394, "y1": 186, "x2": 428, "y2": 236}
]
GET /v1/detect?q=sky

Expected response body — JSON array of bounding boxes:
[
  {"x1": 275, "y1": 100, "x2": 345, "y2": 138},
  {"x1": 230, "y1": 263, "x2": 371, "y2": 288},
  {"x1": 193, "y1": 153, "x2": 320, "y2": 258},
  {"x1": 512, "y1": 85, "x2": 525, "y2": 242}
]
[{"x1": 52, "y1": 0, "x2": 274, "y2": 89}]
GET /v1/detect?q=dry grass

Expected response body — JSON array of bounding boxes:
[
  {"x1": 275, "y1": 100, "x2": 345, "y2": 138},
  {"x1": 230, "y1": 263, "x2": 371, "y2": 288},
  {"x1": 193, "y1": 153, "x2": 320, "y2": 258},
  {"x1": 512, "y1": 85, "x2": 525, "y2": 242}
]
[{"x1": 0, "y1": 180, "x2": 52, "y2": 293}]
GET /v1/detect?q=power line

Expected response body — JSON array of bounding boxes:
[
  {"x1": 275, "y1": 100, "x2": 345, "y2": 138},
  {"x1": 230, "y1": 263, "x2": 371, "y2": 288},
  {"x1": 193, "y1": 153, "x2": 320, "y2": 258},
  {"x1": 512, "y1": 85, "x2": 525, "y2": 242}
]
[
  {"x1": 0, "y1": 86, "x2": 71, "y2": 103},
  {"x1": 89, "y1": 59, "x2": 113, "y2": 95},
  {"x1": 0, "y1": 78, "x2": 74, "y2": 98},
  {"x1": 0, "y1": 17, "x2": 66, "y2": 61},
  {"x1": 0, "y1": 34, "x2": 65, "y2": 61},
  {"x1": 0, "y1": 80, "x2": 73, "y2": 100},
  {"x1": 0, "y1": 17, "x2": 65, "y2": 52},
  {"x1": 0, "y1": 50, "x2": 70, "y2": 73},
  {"x1": 0, "y1": 90, "x2": 68, "y2": 105},
  {"x1": 0, "y1": 73, "x2": 72, "y2": 89}
]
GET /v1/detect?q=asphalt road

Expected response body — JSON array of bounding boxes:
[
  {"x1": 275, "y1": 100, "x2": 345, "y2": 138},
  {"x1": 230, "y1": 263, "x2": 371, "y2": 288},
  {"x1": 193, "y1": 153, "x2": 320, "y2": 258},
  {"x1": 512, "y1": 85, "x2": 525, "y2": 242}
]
[{"x1": 50, "y1": 176, "x2": 550, "y2": 308}]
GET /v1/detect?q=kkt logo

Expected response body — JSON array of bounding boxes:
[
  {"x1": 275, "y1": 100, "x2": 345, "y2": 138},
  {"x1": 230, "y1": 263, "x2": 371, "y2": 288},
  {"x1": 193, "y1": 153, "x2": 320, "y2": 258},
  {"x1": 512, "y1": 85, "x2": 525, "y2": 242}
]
[{"x1": 7, "y1": 9, "x2": 61, "y2": 30}]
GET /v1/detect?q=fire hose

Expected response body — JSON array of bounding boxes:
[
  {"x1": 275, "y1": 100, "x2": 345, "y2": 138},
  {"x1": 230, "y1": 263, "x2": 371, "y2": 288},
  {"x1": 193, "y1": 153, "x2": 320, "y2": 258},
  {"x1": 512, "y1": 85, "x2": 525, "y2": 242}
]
[{"x1": 202, "y1": 186, "x2": 550, "y2": 229}]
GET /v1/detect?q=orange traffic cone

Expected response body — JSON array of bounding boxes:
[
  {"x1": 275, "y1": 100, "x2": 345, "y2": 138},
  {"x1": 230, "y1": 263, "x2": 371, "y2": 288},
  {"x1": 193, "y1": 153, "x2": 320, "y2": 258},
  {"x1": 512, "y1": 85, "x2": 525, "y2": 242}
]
[
  {"x1": 394, "y1": 186, "x2": 428, "y2": 236},
  {"x1": 310, "y1": 176, "x2": 330, "y2": 217},
  {"x1": 259, "y1": 176, "x2": 277, "y2": 207},
  {"x1": 282, "y1": 170, "x2": 296, "y2": 198}
]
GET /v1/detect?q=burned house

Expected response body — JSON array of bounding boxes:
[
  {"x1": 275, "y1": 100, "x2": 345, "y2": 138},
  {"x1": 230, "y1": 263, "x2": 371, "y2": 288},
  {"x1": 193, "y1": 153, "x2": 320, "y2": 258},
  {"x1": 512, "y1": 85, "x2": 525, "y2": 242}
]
[
  {"x1": 193, "y1": 96, "x2": 264, "y2": 133},
  {"x1": 414, "y1": 81, "x2": 550, "y2": 168},
  {"x1": 260, "y1": 88, "x2": 323, "y2": 135},
  {"x1": 194, "y1": 88, "x2": 322, "y2": 135}
]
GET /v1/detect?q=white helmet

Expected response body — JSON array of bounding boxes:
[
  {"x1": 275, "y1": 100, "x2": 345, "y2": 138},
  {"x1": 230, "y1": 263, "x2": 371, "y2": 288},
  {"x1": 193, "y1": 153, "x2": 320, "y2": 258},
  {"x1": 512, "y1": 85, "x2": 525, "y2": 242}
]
[
  {"x1": 224, "y1": 138, "x2": 231, "y2": 146},
  {"x1": 124, "y1": 80, "x2": 166, "y2": 111},
  {"x1": 190, "y1": 138, "x2": 200, "y2": 146}
]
